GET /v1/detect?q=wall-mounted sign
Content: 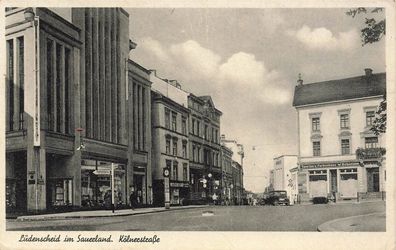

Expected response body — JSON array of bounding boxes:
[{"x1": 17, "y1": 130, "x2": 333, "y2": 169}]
[{"x1": 301, "y1": 161, "x2": 358, "y2": 169}]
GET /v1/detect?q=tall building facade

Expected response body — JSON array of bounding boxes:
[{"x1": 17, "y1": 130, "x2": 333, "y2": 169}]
[
  {"x1": 5, "y1": 7, "x2": 152, "y2": 213},
  {"x1": 188, "y1": 94, "x2": 222, "y2": 204},
  {"x1": 150, "y1": 73, "x2": 190, "y2": 206},
  {"x1": 293, "y1": 69, "x2": 386, "y2": 202},
  {"x1": 220, "y1": 145, "x2": 233, "y2": 204}
]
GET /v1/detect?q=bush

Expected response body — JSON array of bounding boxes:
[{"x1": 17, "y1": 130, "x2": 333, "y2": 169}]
[{"x1": 312, "y1": 197, "x2": 328, "y2": 204}]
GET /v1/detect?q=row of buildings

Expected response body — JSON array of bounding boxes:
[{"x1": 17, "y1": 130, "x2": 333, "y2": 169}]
[
  {"x1": 4, "y1": 7, "x2": 245, "y2": 213},
  {"x1": 267, "y1": 69, "x2": 386, "y2": 204}
]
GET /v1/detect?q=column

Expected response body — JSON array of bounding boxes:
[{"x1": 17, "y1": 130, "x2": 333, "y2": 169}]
[
  {"x1": 26, "y1": 146, "x2": 46, "y2": 212},
  {"x1": 138, "y1": 85, "x2": 143, "y2": 150},
  {"x1": 105, "y1": 8, "x2": 112, "y2": 142},
  {"x1": 60, "y1": 45, "x2": 65, "y2": 133},
  {"x1": 52, "y1": 41, "x2": 57, "y2": 132},
  {"x1": 111, "y1": 9, "x2": 118, "y2": 143},
  {"x1": 92, "y1": 9, "x2": 100, "y2": 139},
  {"x1": 13, "y1": 39, "x2": 20, "y2": 131}
]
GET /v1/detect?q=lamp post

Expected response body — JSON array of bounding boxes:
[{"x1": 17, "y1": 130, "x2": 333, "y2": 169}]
[{"x1": 163, "y1": 167, "x2": 170, "y2": 209}]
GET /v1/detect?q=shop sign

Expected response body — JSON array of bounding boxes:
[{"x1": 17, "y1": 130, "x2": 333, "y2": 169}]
[
  {"x1": 93, "y1": 169, "x2": 111, "y2": 175},
  {"x1": 301, "y1": 161, "x2": 357, "y2": 169},
  {"x1": 170, "y1": 182, "x2": 189, "y2": 188}
]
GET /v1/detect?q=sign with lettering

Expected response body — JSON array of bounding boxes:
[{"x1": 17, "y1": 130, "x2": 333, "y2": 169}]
[
  {"x1": 169, "y1": 182, "x2": 189, "y2": 188},
  {"x1": 301, "y1": 161, "x2": 358, "y2": 169}
]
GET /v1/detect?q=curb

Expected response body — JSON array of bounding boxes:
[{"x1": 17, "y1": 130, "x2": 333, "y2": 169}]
[
  {"x1": 317, "y1": 212, "x2": 385, "y2": 232},
  {"x1": 16, "y1": 205, "x2": 208, "y2": 222}
]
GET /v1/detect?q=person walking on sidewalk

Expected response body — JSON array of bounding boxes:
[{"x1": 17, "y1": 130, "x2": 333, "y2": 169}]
[{"x1": 130, "y1": 189, "x2": 136, "y2": 210}]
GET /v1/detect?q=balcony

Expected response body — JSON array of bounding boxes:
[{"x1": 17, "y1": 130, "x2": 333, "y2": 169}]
[{"x1": 356, "y1": 147, "x2": 386, "y2": 160}]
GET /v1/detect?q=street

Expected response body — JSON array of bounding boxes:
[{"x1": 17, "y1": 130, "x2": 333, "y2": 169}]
[{"x1": 7, "y1": 202, "x2": 385, "y2": 231}]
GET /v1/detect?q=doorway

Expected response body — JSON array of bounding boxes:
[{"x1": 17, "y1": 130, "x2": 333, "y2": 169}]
[{"x1": 367, "y1": 167, "x2": 380, "y2": 192}]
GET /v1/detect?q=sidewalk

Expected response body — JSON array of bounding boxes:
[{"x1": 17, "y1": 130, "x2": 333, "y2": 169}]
[
  {"x1": 15, "y1": 205, "x2": 208, "y2": 222},
  {"x1": 317, "y1": 212, "x2": 386, "y2": 232}
]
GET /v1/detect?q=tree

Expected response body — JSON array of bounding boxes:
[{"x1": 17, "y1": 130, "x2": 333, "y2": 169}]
[
  {"x1": 347, "y1": 8, "x2": 386, "y2": 135},
  {"x1": 346, "y1": 8, "x2": 385, "y2": 45}
]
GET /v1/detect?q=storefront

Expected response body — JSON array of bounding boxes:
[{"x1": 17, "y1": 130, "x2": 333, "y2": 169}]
[
  {"x1": 169, "y1": 181, "x2": 190, "y2": 205},
  {"x1": 339, "y1": 168, "x2": 358, "y2": 198},
  {"x1": 80, "y1": 160, "x2": 127, "y2": 208},
  {"x1": 308, "y1": 170, "x2": 328, "y2": 198}
]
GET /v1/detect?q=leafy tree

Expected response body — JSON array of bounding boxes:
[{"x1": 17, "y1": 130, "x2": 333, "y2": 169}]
[{"x1": 347, "y1": 8, "x2": 386, "y2": 135}]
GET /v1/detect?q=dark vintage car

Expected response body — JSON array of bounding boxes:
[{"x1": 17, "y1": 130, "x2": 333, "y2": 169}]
[{"x1": 265, "y1": 190, "x2": 290, "y2": 206}]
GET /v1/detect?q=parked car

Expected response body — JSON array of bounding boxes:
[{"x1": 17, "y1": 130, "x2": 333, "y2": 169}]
[
  {"x1": 312, "y1": 196, "x2": 328, "y2": 204},
  {"x1": 265, "y1": 190, "x2": 290, "y2": 206}
]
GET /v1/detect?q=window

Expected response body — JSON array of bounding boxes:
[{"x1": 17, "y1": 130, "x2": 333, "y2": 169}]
[
  {"x1": 64, "y1": 47, "x2": 70, "y2": 134},
  {"x1": 196, "y1": 121, "x2": 200, "y2": 136},
  {"x1": 165, "y1": 108, "x2": 170, "y2": 129},
  {"x1": 204, "y1": 125, "x2": 208, "y2": 140},
  {"x1": 182, "y1": 143, "x2": 187, "y2": 158},
  {"x1": 183, "y1": 164, "x2": 188, "y2": 181},
  {"x1": 366, "y1": 111, "x2": 375, "y2": 126},
  {"x1": 172, "y1": 162, "x2": 178, "y2": 180},
  {"x1": 171, "y1": 112, "x2": 177, "y2": 131},
  {"x1": 47, "y1": 39, "x2": 54, "y2": 131},
  {"x1": 340, "y1": 114, "x2": 349, "y2": 129},
  {"x1": 182, "y1": 117, "x2": 187, "y2": 135},
  {"x1": 172, "y1": 140, "x2": 178, "y2": 156},
  {"x1": 341, "y1": 139, "x2": 350, "y2": 155},
  {"x1": 365, "y1": 137, "x2": 378, "y2": 149},
  {"x1": 166, "y1": 139, "x2": 171, "y2": 154},
  {"x1": 197, "y1": 147, "x2": 201, "y2": 162},
  {"x1": 313, "y1": 141, "x2": 321, "y2": 156},
  {"x1": 7, "y1": 39, "x2": 14, "y2": 131},
  {"x1": 18, "y1": 37, "x2": 24, "y2": 130},
  {"x1": 192, "y1": 145, "x2": 196, "y2": 161},
  {"x1": 312, "y1": 117, "x2": 320, "y2": 132},
  {"x1": 212, "y1": 128, "x2": 215, "y2": 142},
  {"x1": 56, "y1": 44, "x2": 62, "y2": 133}
]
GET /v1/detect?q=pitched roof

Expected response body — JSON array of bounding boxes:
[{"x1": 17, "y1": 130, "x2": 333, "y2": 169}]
[{"x1": 293, "y1": 73, "x2": 386, "y2": 107}]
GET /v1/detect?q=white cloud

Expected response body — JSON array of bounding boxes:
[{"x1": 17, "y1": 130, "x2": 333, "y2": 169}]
[
  {"x1": 138, "y1": 38, "x2": 291, "y2": 105},
  {"x1": 170, "y1": 40, "x2": 221, "y2": 77},
  {"x1": 287, "y1": 25, "x2": 360, "y2": 50},
  {"x1": 218, "y1": 52, "x2": 291, "y2": 105},
  {"x1": 139, "y1": 37, "x2": 170, "y2": 61}
]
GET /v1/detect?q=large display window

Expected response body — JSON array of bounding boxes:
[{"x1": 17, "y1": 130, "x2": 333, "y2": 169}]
[{"x1": 47, "y1": 178, "x2": 73, "y2": 206}]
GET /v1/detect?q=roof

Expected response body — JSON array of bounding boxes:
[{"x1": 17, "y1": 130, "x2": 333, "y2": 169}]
[
  {"x1": 293, "y1": 73, "x2": 386, "y2": 107},
  {"x1": 198, "y1": 95, "x2": 223, "y2": 115}
]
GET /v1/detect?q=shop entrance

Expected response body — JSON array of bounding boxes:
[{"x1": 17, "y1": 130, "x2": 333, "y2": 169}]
[
  {"x1": 367, "y1": 168, "x2": 380, "y2": 192},
  {"x1": 133, "y1": 174, "x2": 144, "y2": 206},
  {"x1": 330, "y1": 169, "x2": 337, "y2": 193},
  {"x1": 6, "y1": 151, "x2": 27, "y2": 213}
]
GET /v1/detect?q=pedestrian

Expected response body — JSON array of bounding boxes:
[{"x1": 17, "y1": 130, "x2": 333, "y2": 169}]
[{"x1": 129, "y1": 189, "x2": 135, "y2": 210}]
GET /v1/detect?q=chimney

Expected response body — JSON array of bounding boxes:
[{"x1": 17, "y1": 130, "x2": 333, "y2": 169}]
[
  {"x1": 364, "y1": 68, "x2": 373, "y2": 77},
  {"x1": 149, "y1": 69, "x2": 157, "y2": 76},
  {"x1": 297, "y1": 73, "x2": 303, "y2": 86}
]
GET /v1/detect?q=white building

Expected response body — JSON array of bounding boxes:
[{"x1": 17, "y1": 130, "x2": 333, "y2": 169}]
[
  {"x1": 272, "y1": 155, "x2": 298, "y2": 203},
  {"x1": 293, "y1": 69, "x2": 386, "y2": 202}
]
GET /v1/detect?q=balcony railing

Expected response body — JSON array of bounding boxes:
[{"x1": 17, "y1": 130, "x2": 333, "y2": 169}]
[{"x1": 356, "y1": 147, "x2": 386, "y2": 160}]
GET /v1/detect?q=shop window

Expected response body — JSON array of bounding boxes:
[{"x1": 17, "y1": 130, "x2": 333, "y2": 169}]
[
  {"x1": 48, "y1": 178, "x2": 73, "y2": 206},
  {"x1": 365, "y1": 137, "x2": 378, "y2": 149},
  {"x1": 340, "y1": 114, "x2": 350, "y2": 129},
  {"x1": 309, "y1": 175, "x2": 327, "y2": 181},
  {"x1": 313, "y1": 141, "x2": 321, "y2": 156},
  {"x1": 366, "y1": 111, "x2": 375, "y2": 126},
  {"x1": 312, "y1": 117, "x2": 320, "y2": 132},
  {"x1": 341, "y1": 139, "x2": 350, "y2": 155},
  {"x1": 340, "y1": 174, "x2": 357, "y2": 180}
]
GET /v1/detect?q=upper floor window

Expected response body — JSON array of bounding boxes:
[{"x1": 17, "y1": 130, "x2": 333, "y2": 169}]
[
  {"x1": 182, "y1": 143, "x2": 187, "y2": 158},
  {"x1": 165, "y1": 108, "x2": 170, "y2": 129},
  {"x1": 183, "y1": 164, "x2": 188, "y2": 181},
  {"x1": 166, "y1": 139, "x2": 171, "y2": 154},
  {"x1": 204, "y1": 124, "x2": 208, "y2": 140},
  {"x1": 172, "y1": 162, "x2": 178, "y2": 181},
  {"x1": 365, "y1": 137, "x2": 378, "y2": 149},
  {"x1": 182, "y1": 117, "x2": 187, "y2": 135},
  {"x1": 196, "y1": 121, "x2": 200, "y2": 136},
  {"x1": 171, "y1": 112, "x2": 177, "y2": 131},
  {"x1": 366, "y1": 111, "x2": 375, "y2": 126},
  {"x1": 340, "y1": 114, "x2": 350, "y2": 129},
  {"x1": 172, "y1": 140, "x2": 178, "y2": 156},
  {"x1": 341, "y1": 139, "x2": 350, "y2": 155},
  {"x1": 312, "y1": 117, "x2": 320, "y2": 132},
  {"x1": 313, "y1": 141, "x2": 321, "y2": 156},
  {"x1": 192, "y1": 145, "x2": 196, "y2": 161},
  {"x1": 191, "y1": 119, "x2": 195, "y2": 134}
]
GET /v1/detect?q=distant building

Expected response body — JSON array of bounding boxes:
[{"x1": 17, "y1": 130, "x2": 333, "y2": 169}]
[
  {"x1": 232, "y1": 161, "x2": 244, "y2": 205},
  {"x1": 293, "y1": 69, "x2": 386, "y2": 202},
  {"x1": 188, "y1": 94, "x2": 222, "y2": 204},
  {"x1": 220, "y1": 145, "x2": 233, "y2": 204},
  {"x1": 272, "y1": 155, "x2": 298, "y2": 203}
]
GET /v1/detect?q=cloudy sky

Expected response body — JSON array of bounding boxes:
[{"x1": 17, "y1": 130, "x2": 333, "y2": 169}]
[{"x1": 54, "y1": 7, "x2": 385, "y2": 192}]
